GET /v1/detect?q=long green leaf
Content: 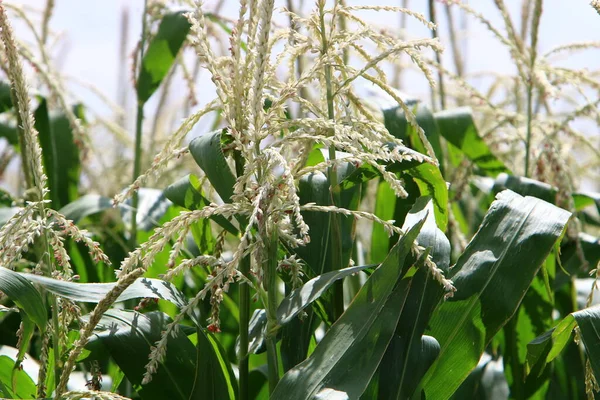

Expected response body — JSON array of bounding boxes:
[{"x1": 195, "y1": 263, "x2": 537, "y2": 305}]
[
  {"x1": 377, "y1": 197, "x2": 449, "y2": 399},
  {"x1": 19, "y1": 272, "x2": 188, "y2": 311},
  {"x1": 419, "y1": 190, "x2": 571, "y2": 399},
  {"x1": 271, "y1": 218, "x2": 425, "y2": 400},
  {"x1": 193, "y1": 327, "x2": 239, "y2": 400},
  {"x1": 35, "y1": 99, "x2": 82, "y2": 209},
  {"x1": 137, "y1": 12, "x2": 191, "y2": 103}
]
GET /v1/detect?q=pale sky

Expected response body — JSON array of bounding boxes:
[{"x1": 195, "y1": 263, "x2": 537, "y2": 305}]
[
  {"x1": 9, "y1": 0, "x2": 600, "y2": 115},
  {"x1": 6, "y1": 0, "x2": 600, "y2": 192}
]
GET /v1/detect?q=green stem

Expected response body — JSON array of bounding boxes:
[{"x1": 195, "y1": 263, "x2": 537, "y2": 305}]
[
  {"x1": 129, "y1": 0, "x2": 148, "y2": 249},
  {"x1": 319, "y1": 1, "x2": 345, "y2": 321},
  {"x1": 265, "y1": 229, "x2": 280, "y2": 393},
  {"x1": 524, "y1": 80, "x2": 533, "y2": 178},
  {"x1": 238, "y1": 255, "x2": 251, "y2": 400}
]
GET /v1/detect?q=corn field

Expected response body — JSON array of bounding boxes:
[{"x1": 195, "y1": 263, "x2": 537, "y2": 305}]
[{"x1": 0, "y1": 0, "x2": 597, "y2": 399}]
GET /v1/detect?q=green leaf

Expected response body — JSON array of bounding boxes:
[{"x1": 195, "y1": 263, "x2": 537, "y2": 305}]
[
  {"x1": 353, "y1": 92, "x2": 449, "y2": 231},
  {"x1": 370, "y1": 181, "x2": 397, "y2": 263},
  {"x1": 0, "y1": 268, "x2": 47, "y2": 373},
  {"x1": 58, "y1": 194, "x2": 113, "y2": 222},
  {"x1": 367, "y1": 94, "x2": 449, "y2": 230},
  {"x1": 419, "y1": 190, "x2": 571, "y2": 400},
  {"x1": 0, "y1": 268, "x2": 46, "y2": 330},
  {"x1": 35, "y1": 99, "x2": 82, "y2": 209},
  {"x1": 573, "y1": 191, "x2": 600, "y2": 213},
  {"x1": 377, "y1": 197, "x2": 449, "y2": 399},
  {"x1": 406, "y1": 163, "x2": 448, "y2": 231},
  {"x1": 189, "y1": 130, "x2": 237, "y2": 204},
  {"x1": 493, "y1": 173, "x2": 557, "y2": 204},
  {"x1": 85, "y1": 310, "x2": 201, "y2": 400},
  {"x1": 236, "y1": 309, "x2": 267, "y2": 356},
  {"x1": 0, "y1": 354, "x2": 36, "y2": 399},
  {"x1": 19, "y1": 272, "x2": 189, "y2": 311},
  {"x1": 271, "y1": 218, "x2": 426, "y2": 400},
  {"x1": 525, "y1": 316, "x2": 576, "y2": 375},
  {"x1": 526, "y1": 304, "x2": 600, "y2": 390},
  {"x1": 193, "y1": 326, "x2": 238, "y2": 400},
  {"x1": 277, "y1": 264, "x2": 375, "y2": 325},
  {"x1": 502, "y1": 250, "x2": 556, "y2": 398},
  {"x1": 164, "y1": 174, "x2": 239, "y2": 235},
  {"x1": 137, "y1": 12, "x2": 191, "y2": 103},
  {"x1": 293, "y1": 163, "x2": 361, "y2": 326},
  {"x1": 434, "y1": 107, "x2": 510, "y2": 176}
]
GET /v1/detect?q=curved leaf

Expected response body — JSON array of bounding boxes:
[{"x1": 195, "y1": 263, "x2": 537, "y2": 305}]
[
  {"x1": 406, "y1": 163, "x2": 448, "y2": 231},
  {"x1": 58, "y1": 194, "x2": 113, "y2": 222},
  {"x1": 419, "y1": 190, "x2": 571, "y2": 400},
  {"x1": 189, "y1": 130, "x2": 237, "y2": 204},
  {"x1": 137, "y1": 12, "x2": 191, "y2": 103},
  {"x1": 19, "y1": 272, "x2": 189, "y2": 311},
  {"x1": 271, "y1": 218, "x2": 426, "y2": 400}
]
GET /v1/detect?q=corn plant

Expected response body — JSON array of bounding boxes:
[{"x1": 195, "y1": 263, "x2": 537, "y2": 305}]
[{"x1": 0, "y1": 0, "x2": 596, "y2": 399}]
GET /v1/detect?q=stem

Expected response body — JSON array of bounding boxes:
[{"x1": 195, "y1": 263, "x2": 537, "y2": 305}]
[
  {"x1": 318, "y1": 1, "x2": 345, "y2": 321},
  {"x1": 525, "y1": 0, "x2": 543, "y2": 177},
  {"x1": 524, "y1": 80, "x2": 533, "y2": 177},
  {"x1": 286, "y1": 0, "x2": 308, "y2": 107},
  {"x1": 444, "y1": 3, "x2": 464, "y2": 78},
  {"x1": 428, "y1": 0, "x2": 446, "y2": 111},
  {"x1": 37, "y1": 202, "x2": 61, "y2": 387},
  {"x1": 129, "y1": 0, "x2": 148, "y2": 249},
  {"x1": 265, "y1": 229, "x2": 280, "y2": 393},
  {"x1": 238, "y1": 256, "x2": 250, "y2": 400}
]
